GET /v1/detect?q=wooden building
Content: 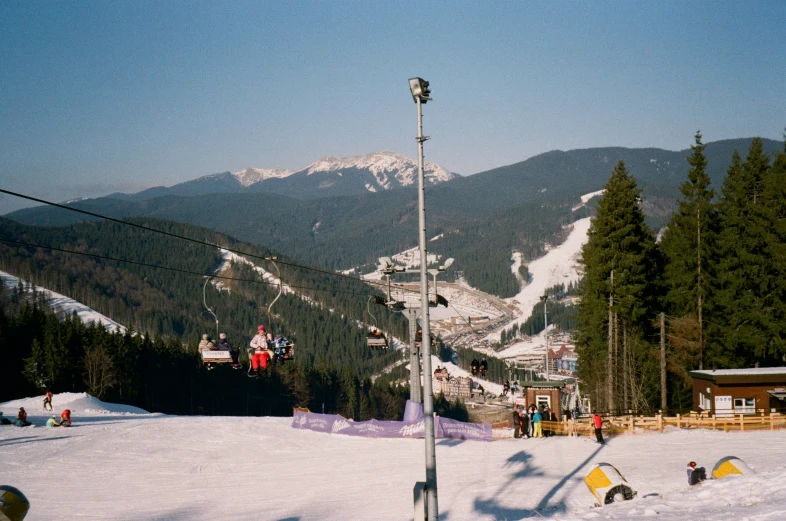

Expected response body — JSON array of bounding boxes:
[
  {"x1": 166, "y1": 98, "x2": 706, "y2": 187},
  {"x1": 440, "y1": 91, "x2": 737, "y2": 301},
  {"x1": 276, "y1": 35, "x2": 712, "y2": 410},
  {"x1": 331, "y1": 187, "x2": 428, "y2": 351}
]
[
  {"x1": 517, "y1": 381, "x2": 566, "y2": 419},
  {"x1": 689, "y1": 368, "x2": 786, "y2": 416}
]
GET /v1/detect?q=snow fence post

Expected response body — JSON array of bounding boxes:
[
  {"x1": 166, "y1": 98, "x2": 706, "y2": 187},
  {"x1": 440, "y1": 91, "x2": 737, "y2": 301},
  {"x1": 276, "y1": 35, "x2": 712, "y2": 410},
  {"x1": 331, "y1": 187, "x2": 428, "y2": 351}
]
[
  {"x1": 628, "y1": 411, "x2": 634, "y2": 433},
  {"x1": 676, "y1": 414, "x2": 681, "y2": 429},
  {"x1": 414, "y1": 481, "x2": 427, "y2": 521},
  {"x1": 739, "y1": 414, "x2": 744, "y2": 432},
  {"x1": 771, "y1": 412, "x2": 775, "y2": 431},
  {"x1": 657, "y1": 411, "x2": 663, "y2": 433}
]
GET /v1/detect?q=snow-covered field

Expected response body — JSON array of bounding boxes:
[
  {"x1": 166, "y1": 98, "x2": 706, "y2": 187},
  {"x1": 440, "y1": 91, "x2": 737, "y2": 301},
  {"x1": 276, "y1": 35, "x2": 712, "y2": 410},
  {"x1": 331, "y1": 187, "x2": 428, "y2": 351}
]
[
  {"x1": 2, "y1": 393, "x2": 785, "y2": 521},
  {"x1": 0, "y1": 270, "x2": 127, "y2": 334}
]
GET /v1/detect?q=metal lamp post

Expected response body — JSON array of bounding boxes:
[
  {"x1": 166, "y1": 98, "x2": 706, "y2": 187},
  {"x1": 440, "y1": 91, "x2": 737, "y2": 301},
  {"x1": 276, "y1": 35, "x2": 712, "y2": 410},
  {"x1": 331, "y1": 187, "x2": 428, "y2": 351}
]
[
  {"x1": 408, "y1": 76, "x2": 438, "y2": 521},
  {"x1": 541, "y1": 293, "x2": 549, "y2": 382}
]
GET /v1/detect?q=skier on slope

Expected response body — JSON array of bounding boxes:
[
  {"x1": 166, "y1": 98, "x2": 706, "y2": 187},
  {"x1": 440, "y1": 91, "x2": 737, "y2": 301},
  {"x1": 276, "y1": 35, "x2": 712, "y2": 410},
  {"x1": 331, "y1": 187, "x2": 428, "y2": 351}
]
[
  {"x1": 60, "y1": 409, "x2": 72, "y2": 427},
  {"x1": 43, "y1": 391, "x2": 53, "y2": 411},
  {"x1": 592, "y1": 412, "x2": 605, "y2": 444}
]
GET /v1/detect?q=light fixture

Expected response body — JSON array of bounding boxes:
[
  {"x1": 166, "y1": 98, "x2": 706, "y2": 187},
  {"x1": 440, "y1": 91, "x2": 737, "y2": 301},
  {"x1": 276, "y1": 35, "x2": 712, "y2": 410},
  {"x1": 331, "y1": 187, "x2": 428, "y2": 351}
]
[{"x1": 408, "y1": 77, "x2": 431, "y2": 103}]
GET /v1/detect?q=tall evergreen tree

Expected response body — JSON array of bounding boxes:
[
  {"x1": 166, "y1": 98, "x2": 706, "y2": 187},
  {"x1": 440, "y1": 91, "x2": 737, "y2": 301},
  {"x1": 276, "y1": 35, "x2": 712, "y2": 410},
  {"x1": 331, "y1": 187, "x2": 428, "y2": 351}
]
[
  {"x1": 576, "y1": 161, "x2": 662, "y2": 412},
  {"x1": 660, "y1": 132, "x2": 717, "y2": 372},
  {"x1": 711, "y1": 139, "x2": 775, "y2": 367}
]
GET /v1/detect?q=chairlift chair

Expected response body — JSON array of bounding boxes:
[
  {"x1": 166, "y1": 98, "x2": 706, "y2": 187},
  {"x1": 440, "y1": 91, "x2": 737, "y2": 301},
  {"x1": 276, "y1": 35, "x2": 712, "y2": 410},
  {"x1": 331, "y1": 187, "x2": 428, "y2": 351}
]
[
  {"x1": 365, "y1": 296, "x2": 389, "y2": 348},
  {"x1": 200, "y1": 277, "x2": 233, "y2": 367},
  {"x1": 264, "y1": 257, "x2": 295, "y2": 362}
]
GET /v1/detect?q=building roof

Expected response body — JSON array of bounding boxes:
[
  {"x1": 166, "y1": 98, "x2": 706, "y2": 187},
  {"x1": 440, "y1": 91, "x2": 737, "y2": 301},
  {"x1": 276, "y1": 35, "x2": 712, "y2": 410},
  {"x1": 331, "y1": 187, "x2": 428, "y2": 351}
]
[
  {"x1": 689, "y1": 367, "x2": 786, "y2": 384},
  {"x1": 519, "y1": 381, "x2": 566, "y2": 389}
]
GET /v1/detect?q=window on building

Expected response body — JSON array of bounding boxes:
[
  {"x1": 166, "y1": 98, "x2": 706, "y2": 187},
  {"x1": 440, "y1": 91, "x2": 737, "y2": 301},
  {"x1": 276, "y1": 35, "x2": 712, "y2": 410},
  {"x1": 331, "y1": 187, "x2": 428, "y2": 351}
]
[
  {"x1": 733, "y1": 397, "x2": 755, "y2": 413},
  {"x1": 536, "y1": 395, "x2": 551, "y2": 408}
]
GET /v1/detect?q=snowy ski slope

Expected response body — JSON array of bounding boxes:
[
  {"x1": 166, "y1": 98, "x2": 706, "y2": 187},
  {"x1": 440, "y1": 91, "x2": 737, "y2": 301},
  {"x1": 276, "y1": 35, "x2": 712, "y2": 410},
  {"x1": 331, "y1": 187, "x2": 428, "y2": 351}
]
[
  {"x1": 0, "y1": 270, "x2": 127, "y2": 334},
  {"x1": 2, "y1": 393, "x2": 786, "y2": 520}
]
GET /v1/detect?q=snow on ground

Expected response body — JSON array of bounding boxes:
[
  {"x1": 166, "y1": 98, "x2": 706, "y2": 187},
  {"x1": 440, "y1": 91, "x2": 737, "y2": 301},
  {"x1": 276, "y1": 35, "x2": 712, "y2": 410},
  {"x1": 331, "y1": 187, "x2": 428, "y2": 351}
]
[
  {"x1": 431, "y1": 356, "x2": 504, "y2": 397},
  {"x1": 2, "y1": 393, "x2": 786, "y2": 520},
  {"x1": 485, "y1": 217, "x2": 591, "y2": 344},
  {"x1": 1, "y1": 392, "x2": 149, "y2": 416},
  {"x1": 215, "y1": 249, "x2": 295, "y2": 295},
  {"x1": 572, "y1": 189, "x2": 604, "y2": 212},
  {"x1": 0, "y1": 270, "x2": 127, "y2": 334},
  {"x1": 429, "y1": 284, "x2": 506, "y2": 321}
]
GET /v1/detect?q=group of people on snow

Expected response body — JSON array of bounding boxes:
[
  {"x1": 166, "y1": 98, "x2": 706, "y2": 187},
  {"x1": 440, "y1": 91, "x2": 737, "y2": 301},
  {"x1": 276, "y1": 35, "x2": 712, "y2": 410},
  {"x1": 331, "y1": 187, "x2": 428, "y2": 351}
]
[
  {"x1": 0, "y1": 398, "x2": 72, "y2": 428},
  {"x1": 512, "y1": 404, "x2": 560, "y2": 438}
]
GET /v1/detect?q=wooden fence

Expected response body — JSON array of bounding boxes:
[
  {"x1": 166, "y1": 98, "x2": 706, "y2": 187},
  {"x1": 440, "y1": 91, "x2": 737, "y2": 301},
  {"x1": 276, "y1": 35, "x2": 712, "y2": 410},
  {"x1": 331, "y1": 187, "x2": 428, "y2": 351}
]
[{"x1": 539, "y1": 411, "x2": 786, "y2": 437}]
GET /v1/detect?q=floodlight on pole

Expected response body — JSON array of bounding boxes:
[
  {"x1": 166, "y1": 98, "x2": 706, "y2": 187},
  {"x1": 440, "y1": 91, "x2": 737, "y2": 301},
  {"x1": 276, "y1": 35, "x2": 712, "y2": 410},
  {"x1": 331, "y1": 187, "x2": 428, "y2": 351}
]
[
  {"x1": 409, "y1": 77, "x2": 431, "y2": 103},
  {"x1": 410, "y1": 75, "x2": 438, "y2": 521}
]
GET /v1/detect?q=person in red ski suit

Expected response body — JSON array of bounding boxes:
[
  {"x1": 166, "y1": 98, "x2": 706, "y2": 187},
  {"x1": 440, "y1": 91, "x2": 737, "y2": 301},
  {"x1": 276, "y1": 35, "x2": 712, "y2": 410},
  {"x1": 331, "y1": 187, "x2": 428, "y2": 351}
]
[
  {"x1": 592, "y1": 413, "x2": 604, "y2": 444},
  {"x1": 43, "y1": 391, "x2": 53, "y2": 411},
  {"x1": 60, "y1": 409, "x2": 72, "y2": 426},
  {"x1": 249, "y1": 326, "x2": 271, "y2": 371}
]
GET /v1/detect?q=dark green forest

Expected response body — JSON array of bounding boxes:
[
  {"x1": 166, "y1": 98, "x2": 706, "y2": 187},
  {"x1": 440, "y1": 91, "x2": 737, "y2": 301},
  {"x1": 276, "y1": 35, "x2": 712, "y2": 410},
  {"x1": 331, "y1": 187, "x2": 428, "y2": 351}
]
[
  {"x1": 0, "y1": 218, "x2": 440, "y2": 418},
  {"x1": 576, "y1": 135, "x2": 786, "y2": 413}
]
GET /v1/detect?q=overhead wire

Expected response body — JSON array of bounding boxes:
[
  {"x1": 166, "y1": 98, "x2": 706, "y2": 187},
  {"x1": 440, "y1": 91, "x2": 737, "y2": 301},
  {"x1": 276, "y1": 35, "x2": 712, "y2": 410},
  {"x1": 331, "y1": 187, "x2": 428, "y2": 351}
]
[
  {"x1": 0, "y1": 188, "x2": 419, "y2": 296},
  {"x1": 0, "y1": 237, "x2": 375, "y2": 298}
]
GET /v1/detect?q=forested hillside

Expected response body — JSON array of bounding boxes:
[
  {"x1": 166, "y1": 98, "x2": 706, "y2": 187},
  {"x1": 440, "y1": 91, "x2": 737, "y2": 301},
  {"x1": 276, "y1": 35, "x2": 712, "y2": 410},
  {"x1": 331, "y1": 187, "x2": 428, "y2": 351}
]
[
  {"x1": 6, "y1": 138, "x2": 781, "y2": 298},
  {"x1": 576, "y1": 136, "x2": 786, "y2": 414},
  {"x1": 0, "y1": 217, "x2": 408, "y2": 373}
]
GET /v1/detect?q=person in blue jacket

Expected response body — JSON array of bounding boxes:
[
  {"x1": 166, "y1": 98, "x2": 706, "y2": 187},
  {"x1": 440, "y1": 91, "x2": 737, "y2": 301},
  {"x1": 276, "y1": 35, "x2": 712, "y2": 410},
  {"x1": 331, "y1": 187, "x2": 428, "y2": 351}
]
[{"x1": 532, "y1": 409, "x2": 543, "y2": 437}]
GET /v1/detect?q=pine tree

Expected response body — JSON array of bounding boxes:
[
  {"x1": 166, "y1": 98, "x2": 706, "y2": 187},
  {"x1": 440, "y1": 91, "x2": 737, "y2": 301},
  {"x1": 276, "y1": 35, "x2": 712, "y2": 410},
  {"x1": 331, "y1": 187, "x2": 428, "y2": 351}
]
[
  {"x1": 576, "y1": 161, "x2": 661, "y2": 412},
  {"x1": 660, "y1": 131, "x2": 717, "y2": 372},
  {"x1": 711, "y1": 139, "x2": 774, "y2": 366}
]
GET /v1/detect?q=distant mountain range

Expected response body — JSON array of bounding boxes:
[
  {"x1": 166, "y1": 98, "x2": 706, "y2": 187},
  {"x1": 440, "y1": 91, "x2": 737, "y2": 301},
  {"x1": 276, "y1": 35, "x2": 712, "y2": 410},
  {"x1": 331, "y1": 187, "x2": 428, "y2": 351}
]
[
  {"x1": 6, "y1": 137, "x2": 782, "y2": 297},
  {"x1": 108, "y1": 151, "x2": 456, "y2": 201}
]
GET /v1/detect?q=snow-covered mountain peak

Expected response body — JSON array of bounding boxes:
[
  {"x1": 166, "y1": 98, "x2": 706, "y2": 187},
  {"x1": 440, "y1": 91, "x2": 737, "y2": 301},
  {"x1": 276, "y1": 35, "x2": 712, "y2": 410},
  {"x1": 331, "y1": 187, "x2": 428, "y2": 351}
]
[
  {"x1": 232, "y1": 167, "x2": 295, "y2": 187},
  {"x1": 305, "y1": 151, "x2": 455, "y2": 190}
]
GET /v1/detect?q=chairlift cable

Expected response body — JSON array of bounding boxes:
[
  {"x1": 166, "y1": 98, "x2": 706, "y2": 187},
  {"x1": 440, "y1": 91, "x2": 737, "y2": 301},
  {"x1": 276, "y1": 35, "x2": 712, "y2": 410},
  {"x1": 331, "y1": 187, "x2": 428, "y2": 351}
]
[
  {"x1": 0, "y1": 188, "x2": 420, "y2": 297},
  {"x1": 0, "y1": 237, "x2": 375, "y2": 298}
]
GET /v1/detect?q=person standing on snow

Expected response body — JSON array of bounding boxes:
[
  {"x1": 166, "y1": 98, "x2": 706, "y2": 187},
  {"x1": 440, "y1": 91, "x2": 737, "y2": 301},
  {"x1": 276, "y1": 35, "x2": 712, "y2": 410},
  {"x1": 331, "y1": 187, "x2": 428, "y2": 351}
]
[
  {"x1": 60, "y1": 409, "x2": 72, "y2": 427},
  {"x1": 520, "y1": 406, "x2": 530, "y2": 439},
  {"x1": 249, "y1": 326, "x2": 271, "y2": 373},
  {"x1": 512, "y1": 406, "x2": 521, "y2": 438},
  {"x1": 592, "y1": 412, "x2": 604, "y2": 444},
  {"x1": 43, "y1": 391, "x2": 53, "y2": 411},
  {"x1": 532, "y1": 409, "x2": 543, "y2": 438}
]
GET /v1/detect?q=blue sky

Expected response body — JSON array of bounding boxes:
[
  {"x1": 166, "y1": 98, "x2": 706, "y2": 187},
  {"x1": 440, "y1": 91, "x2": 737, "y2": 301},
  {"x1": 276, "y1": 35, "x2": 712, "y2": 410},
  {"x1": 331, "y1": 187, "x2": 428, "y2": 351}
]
[{"x1": 1, "y1": 1, "x2": 784, "y2": 214}]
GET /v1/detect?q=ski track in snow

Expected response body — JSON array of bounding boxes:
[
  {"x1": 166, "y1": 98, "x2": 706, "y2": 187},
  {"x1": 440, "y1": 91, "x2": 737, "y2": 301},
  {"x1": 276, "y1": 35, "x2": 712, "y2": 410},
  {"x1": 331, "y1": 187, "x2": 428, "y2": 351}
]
[
  {"x1": 2, "y1": 393, "x2": 786, "y2": 520},
  {"x1": 0, "y1": 270, "x2": 127, "y2": 334}
]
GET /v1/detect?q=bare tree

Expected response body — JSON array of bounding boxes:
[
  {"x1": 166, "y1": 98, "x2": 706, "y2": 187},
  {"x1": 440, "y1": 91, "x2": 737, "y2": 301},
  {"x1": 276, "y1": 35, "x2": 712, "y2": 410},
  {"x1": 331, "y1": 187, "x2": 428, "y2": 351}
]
[{"x1": 83, "y1": 346, "x2": 117, "y2": 399}]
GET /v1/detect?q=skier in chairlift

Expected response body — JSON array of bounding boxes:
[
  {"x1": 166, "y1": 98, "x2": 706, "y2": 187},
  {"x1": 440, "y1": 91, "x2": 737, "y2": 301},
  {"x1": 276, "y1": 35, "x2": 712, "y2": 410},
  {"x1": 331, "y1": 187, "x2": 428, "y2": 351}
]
[
  {"x1": 249, "y1": 325, "x2": 271, "y2": 375},
  {"x1": 216, "y1": 333, "x2": 240, "y2": 368}
]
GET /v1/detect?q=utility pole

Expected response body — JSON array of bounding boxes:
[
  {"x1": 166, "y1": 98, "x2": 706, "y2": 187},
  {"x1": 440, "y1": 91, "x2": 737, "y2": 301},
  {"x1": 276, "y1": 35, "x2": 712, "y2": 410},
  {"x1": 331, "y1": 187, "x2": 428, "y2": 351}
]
[
  {"x1": 660, "y1": 312, "x2": 666, "y2": 411},
  {"x1": 541, "y1": 293, "x2": 550, "y2": 381},
  {"x1": 407, "y1": 307, "x2": 422, "y2": 402},
  {"x1": 409, "y1": 76, "x2": 438, "y2": 521},
  {"x1": 607, "y1": 269, "x2": 615, "y2": 412}
]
